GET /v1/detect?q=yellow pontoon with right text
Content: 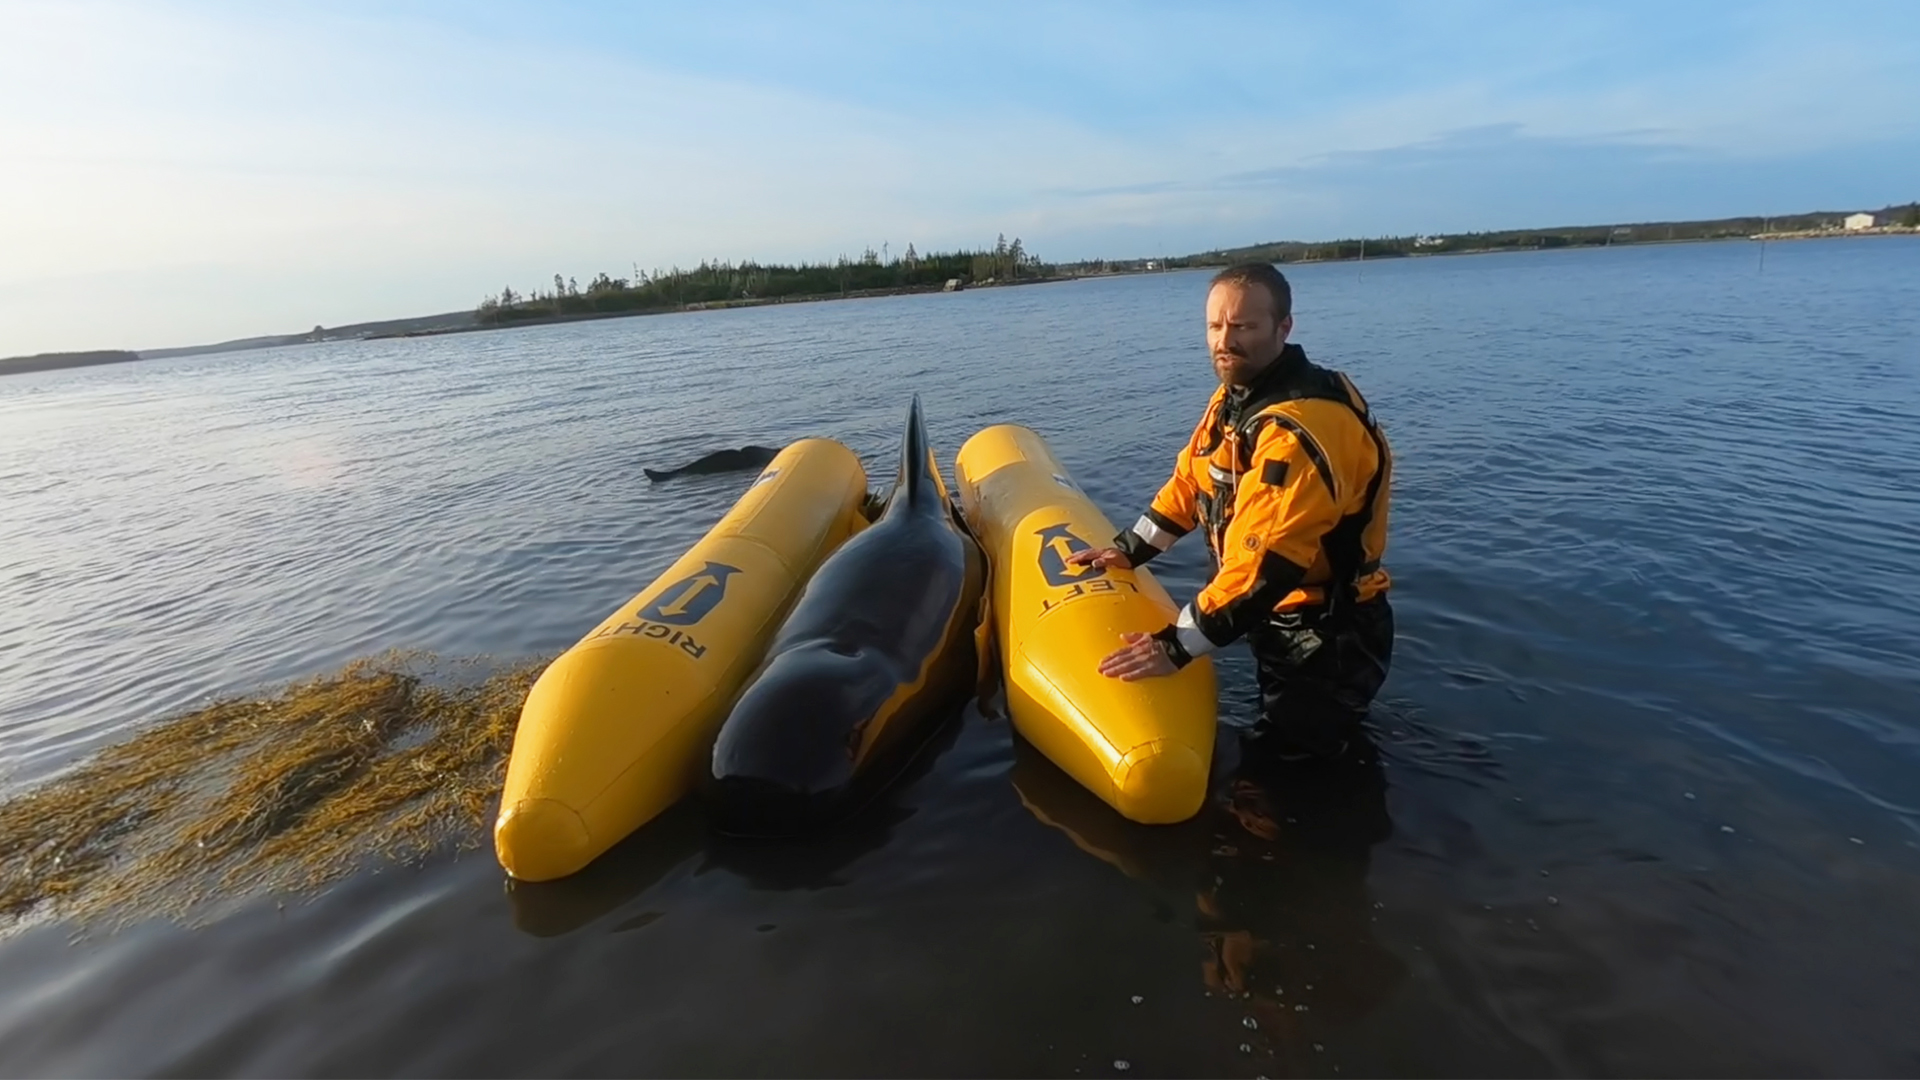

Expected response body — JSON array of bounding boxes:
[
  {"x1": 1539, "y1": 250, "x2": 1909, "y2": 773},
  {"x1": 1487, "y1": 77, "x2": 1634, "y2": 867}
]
[{"x1": 495, "y1": 438, "x2": 870, "y2": 881}]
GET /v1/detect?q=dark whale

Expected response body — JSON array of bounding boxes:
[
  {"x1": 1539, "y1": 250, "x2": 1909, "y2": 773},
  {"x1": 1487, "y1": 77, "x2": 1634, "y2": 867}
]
[
  {"x1": 643, "y1": 445, "x2": 781, "y2": 482},
  {"x1": 703, "y1": 395, "x2": 986, "y2": 837}
]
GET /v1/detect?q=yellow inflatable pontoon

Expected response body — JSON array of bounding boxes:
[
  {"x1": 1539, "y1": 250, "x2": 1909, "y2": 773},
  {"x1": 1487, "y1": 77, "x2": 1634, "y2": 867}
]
[
  {"x1": 495, "y1": 438, "x2": 870, "y2": 881},
  {"x1": 955, "y1": 424, "x2": 1218, "y2": 824}
]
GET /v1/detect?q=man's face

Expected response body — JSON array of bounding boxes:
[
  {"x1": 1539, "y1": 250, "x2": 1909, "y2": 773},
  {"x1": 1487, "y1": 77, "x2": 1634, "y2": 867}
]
[{"x1": 1206, "y1": 282, "x2": 1291, "y2": 387}]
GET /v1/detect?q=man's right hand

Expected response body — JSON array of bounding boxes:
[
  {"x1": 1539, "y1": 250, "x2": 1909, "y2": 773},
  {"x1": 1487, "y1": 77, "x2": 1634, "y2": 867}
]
[{"x1": 1064, "y1": 546, "x2": 1132, "y2": 570}]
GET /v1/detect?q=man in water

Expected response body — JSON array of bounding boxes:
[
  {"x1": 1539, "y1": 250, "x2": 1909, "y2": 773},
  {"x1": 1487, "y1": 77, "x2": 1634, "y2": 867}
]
[{"x1": 1065, "y1": 263, "x2": 1395, "y2": 761}]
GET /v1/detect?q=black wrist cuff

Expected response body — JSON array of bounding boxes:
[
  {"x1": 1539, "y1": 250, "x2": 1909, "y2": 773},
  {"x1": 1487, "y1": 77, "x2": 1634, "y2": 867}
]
[
  {"x1": 1149, "y1": 624, "x2": 1193, "y2": 669},
  {"x1": 1113, "y1": 529, "x2": 1158, "y2": 566}
]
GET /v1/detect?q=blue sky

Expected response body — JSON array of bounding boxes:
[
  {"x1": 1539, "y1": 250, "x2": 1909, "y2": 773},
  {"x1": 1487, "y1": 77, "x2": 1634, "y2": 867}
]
[{"x1": 3, "y1": 0, "x2": 1916, "y2": 356}]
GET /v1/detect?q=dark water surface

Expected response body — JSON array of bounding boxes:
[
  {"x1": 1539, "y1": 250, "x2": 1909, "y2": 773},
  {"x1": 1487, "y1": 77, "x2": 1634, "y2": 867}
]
[{"x1": 3, "y1": 237, "x2": 1918, "y2": 1077}]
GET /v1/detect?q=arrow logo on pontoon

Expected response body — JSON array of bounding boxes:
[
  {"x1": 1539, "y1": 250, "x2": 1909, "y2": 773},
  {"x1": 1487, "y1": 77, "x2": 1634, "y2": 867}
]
[
  {"x1": 1036, "y1": 523, "x2": 1105, "y2": 588},
  {"x1": 639, "y1": 562, "x2": 740, "y2": 625}
]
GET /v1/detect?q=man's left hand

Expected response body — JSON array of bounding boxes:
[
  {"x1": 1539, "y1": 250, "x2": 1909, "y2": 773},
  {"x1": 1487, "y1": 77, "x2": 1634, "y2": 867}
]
[{"x1": 1098, "y1": 631, "x2": 1178, "y2": 681}]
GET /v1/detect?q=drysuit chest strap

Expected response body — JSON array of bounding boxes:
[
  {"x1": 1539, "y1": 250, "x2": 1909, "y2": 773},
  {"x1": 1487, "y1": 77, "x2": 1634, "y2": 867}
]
[{"x1": 1198, "y1": 367, "x2": 1388, "y2": 617}]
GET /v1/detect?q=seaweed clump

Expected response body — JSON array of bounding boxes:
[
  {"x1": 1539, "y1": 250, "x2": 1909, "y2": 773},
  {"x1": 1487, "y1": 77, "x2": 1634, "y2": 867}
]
[{"x1": 0, "y1": 651, "x2": 546, "y2": 931}]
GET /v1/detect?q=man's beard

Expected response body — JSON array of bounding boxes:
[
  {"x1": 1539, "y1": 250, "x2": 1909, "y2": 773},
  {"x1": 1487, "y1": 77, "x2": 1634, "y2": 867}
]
[{"x1": 1213, "y1": 347, "x2": 1259, "y2": 386}]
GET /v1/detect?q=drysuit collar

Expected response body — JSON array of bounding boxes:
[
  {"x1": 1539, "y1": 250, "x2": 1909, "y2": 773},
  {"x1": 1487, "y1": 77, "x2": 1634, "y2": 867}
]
[{"x1": 1227, "y1": 342, "x2": 1310, "y2": 409}]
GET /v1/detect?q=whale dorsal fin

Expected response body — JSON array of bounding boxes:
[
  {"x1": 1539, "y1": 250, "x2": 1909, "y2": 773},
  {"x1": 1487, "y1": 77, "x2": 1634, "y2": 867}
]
[{"x1": 897, "y1": 393, "x2": 943, "y2": 509}]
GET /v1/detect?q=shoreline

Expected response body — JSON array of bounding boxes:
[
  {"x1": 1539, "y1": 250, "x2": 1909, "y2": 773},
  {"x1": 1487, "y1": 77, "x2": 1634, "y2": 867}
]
[
  {"x1": 362, "y1": 274, "x2": 1071, "y2": 341},
  {"x1": 368, "y1": 228, "x2": 1920, "y2": 340},
  {"x1": 1747, "y1": 224, "x2": 1918, "y2": 241},
  {"x1": 1230, "y1": 224, "x2": 1920, "y2": 267},
  {"x1": 6, "y1": 229, "x2": 1914, "y2": 373},
  {"x1": 0, "y1": 350, "x2": 142, "y2": 377}
]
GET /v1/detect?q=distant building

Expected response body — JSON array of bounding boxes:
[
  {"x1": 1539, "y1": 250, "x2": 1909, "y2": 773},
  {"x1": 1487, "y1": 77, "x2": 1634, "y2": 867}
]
[{"x1": 1844, "y1": 213, "x2": 1876, "y2": 231}]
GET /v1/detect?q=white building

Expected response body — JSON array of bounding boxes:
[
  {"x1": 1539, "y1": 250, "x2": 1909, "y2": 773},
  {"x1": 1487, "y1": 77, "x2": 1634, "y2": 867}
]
[{"x1": 1844, "y1": 212, "x2": 1876, "y2": 231}]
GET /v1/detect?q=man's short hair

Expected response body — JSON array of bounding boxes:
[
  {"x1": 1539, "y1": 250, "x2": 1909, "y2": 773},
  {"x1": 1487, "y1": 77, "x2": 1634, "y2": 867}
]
[{"x1": 1209, "y1": 263, "x2": 1292, "y2": 322}]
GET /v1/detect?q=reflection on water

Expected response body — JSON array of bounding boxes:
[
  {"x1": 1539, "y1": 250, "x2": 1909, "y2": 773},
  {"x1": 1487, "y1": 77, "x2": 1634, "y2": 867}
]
[
  {"x1": 703, "y1": 702, "x2": 973, "y2": 892},
  {"x1": 509, "y1": 700, "x2": 976, "y2": 938},
  {"x1": 1013, "y1": 729, "x2": 1408, "y2": 1065},
  {"x1": 2, "y1": 238, "x2": 1918, "y2": 1075},
  {"x1": 504, "y1": 801, "x2": 707, "y2": 939},
  {"x1": 1201, "y1": 739, "x2": 1406, "y2": 1059}
]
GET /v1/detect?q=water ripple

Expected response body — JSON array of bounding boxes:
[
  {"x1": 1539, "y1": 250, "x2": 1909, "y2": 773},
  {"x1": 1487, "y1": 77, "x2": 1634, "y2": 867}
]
[{"x1": 1, "y1": 238, "x2": 1918, "y2": 1075}]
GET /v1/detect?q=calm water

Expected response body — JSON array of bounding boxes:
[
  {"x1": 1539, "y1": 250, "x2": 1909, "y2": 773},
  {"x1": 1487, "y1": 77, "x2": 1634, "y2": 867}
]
[{"x1": 3, "y1": 237, "x2": 1918, "y2": 1077}]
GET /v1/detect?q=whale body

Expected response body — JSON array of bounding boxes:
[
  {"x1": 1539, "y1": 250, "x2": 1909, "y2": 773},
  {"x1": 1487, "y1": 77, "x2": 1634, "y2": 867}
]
[
  {"x1": 703, "y1": 396, "x2": 986, "y2": 836},
  {"x1": 644, "y1": 445, "x2": 781, "y2": 482}
]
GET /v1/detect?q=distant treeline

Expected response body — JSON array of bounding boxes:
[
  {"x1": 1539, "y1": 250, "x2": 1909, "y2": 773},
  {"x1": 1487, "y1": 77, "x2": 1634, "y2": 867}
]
[
  {"x1": 13, "y1": 203, "x2": 1915, "y2": 368},
  {"x1": 478, "y1": 235, "x2": 1042, "y2": 324},
  {"x1": 0, "y1": 350, "x2": 141, "y2": 376},
  {"x1": 1166, "y1": 202, "x2": 1920, "y2": 268}
]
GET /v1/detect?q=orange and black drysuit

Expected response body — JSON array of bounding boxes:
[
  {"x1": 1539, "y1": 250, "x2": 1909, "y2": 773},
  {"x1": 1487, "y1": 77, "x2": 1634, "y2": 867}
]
[{"x1": 1113, "y1": 343, "x2": 1393, "y2": 672}]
